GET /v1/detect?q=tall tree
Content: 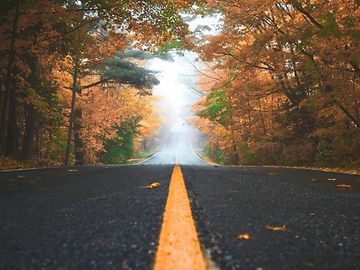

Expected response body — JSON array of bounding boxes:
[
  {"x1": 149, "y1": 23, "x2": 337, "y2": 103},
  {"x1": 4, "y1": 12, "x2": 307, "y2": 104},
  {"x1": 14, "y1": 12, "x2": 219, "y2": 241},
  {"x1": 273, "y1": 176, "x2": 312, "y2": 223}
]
[
  {"x1": 0, "y1": 0, "x2": 201, "y2": 165},
  {"x1": 194, "y1": 0, "x2": 360, "y2": 167}
]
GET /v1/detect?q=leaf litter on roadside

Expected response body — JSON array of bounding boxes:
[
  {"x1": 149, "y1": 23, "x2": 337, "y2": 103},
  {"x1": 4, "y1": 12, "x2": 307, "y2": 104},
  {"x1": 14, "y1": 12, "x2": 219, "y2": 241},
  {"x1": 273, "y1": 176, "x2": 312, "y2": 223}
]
[{"x1": 146, "y1": 182, "x2": 160, "y2": 189}]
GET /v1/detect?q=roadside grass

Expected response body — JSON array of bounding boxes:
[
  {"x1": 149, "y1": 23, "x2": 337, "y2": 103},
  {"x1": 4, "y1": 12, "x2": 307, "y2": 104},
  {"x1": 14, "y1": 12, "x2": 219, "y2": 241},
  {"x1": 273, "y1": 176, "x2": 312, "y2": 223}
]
[{"x1": 126, "y1": 151, "x2": 156, "y2": 164}]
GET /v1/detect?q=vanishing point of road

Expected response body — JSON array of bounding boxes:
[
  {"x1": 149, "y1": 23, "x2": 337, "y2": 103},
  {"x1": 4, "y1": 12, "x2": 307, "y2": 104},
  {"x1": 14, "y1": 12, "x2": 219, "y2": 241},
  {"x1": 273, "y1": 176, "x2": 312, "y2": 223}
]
[{"x1": 1, "y1": 129, "x2": 359, "y2": 269}]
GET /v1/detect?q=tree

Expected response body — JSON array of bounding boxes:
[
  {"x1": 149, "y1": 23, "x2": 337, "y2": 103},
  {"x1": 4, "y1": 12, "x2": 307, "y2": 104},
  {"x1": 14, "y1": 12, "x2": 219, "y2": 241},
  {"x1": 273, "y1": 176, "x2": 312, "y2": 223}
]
[
  {"x1": 0, "y1": 0, "x2": 201, "y2": 165},
  {"x1": 193, "y1": 0, "x2": 360, "y2": 167}
]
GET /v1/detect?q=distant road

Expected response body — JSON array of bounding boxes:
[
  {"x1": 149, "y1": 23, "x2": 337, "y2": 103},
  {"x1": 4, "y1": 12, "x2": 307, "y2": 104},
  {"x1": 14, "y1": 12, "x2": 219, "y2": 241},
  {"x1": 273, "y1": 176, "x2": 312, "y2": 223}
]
[
  {"x1": 141, "y1": 127, "x2": 205, "y2": 165},
  {"x1": 1, "y1": 130, "x2": 359, "y2": 269}
]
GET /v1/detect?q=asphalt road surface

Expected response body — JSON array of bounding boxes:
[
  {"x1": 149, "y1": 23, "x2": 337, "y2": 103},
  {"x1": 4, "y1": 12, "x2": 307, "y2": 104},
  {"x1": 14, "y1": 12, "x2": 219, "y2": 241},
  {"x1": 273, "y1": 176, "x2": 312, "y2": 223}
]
[
  {"x1": 1, "y1": 130, "x2": 359, "y2": 269},
  {"x1": 141, "y1": 125, "x2": 205, "y2": 165}
]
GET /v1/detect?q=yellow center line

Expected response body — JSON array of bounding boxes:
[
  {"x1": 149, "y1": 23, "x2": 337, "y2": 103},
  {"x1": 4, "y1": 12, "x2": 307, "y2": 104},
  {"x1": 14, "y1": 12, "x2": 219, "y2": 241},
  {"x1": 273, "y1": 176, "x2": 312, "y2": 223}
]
[{"x1": 153, "y1": 164, "x2": 206, "y2": 270}]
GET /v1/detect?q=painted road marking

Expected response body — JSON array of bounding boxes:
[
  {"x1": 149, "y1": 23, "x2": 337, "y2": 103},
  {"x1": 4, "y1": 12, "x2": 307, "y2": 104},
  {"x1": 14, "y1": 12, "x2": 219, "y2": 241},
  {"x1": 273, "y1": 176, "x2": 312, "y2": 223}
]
[
  {"x1": 189, "y1": 136, "x2": 206, "y2": 164},
  {"x1": 153, "y1": 165, "x2": 206, "y2": 270}
]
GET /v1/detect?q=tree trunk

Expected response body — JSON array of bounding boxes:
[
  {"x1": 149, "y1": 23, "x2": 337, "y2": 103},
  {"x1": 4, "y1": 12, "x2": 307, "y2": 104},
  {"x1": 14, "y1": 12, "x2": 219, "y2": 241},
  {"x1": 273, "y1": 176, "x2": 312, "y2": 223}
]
[
  {"x1": 20, "y1": 50, "x2": 40, "y2": 161},
  {"x1": 258, "y1": 99, "x2": 267, "y2": 135},
  {"x1": 74, "y1": 107, "x2": 86, "y2": 165},
  {"x1": 0, "y1": 86, "x2": 9, "y2": 155},
  {"x1": 35, "y1": 125, "x2": 40, "y2": 161},
  {"x1": 20, "y1": 104, "x2": 36, "y2": 160},
  {"x1": 230, "y1": 128, "x2": 239, "y2": 164},
  {"x1": 231, "y1": 139, "x2": 239, "y2": 164},
  {"x1": 6, "y1": 79, "x2": 19, "y2": 158},
  {"x1": 143, "y1": 139, "x2": 148, "y2": 152},
  {"x1": 4, "y1": 0, "x2": 21, "y2": 158},
  {"x1": 335, "y1": 100, "x2": 360, "y2": 128},
  {"x1": 64, "y1": 60, "x2": 79, "y2": 165}
]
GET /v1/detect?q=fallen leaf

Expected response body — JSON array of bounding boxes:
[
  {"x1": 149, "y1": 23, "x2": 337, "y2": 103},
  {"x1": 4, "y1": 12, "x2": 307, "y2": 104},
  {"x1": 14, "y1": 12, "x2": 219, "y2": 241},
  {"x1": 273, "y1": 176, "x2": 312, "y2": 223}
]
[
  {"x1": 265, "y1": 225, "x2": 287, "y2": 231},
  {"x1": 16, "y1": 175, "x2": 25, "y2": 179},
  {"x1": 327, "y1": 178, "x2": 336, "y2": 181},
  {"x1": 235, "y1": 233, "x2": 251, "y2": 240},
  {"x1": 67, "y1": 169, "x2": 78, "y2": 172},
  {"x1": 337, "y1": 184, "x2": 351, "y2": 188},
  {"x1": 146, "y1": 182, "x2": 160, "y2": 189}
]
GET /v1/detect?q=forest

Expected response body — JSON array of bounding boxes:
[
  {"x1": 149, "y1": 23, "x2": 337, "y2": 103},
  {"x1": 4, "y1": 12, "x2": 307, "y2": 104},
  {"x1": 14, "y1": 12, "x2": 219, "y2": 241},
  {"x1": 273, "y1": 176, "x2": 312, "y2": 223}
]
[
  {"x1": 1, "y1": 0, "x2": 360, "y2": 169},
  {"x1": 0, "y1": 0, "x2": 200, "y2": 167},
  {"x1": 193, "y1": 0, "x2": 360, "y2": 169}
]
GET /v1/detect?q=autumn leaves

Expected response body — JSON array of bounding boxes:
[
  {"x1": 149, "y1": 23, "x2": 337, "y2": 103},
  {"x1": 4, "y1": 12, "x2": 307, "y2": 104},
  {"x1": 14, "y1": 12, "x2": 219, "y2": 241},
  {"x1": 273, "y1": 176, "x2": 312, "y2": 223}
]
[
  {"x1": 1, "y1": 0, "x2": 359, "y2": 169},
  {"x1": 0, "y1": 0, "x2": 199, "y2": 167},
  {"x1": 193, "y1": 0, "x2": 360, "y2": 168}
]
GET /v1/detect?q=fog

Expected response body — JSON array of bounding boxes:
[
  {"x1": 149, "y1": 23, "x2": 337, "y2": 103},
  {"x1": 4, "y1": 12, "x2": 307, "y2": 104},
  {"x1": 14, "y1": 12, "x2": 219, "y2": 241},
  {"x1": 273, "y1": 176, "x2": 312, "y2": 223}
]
[
  {"x1": 142, "y1": 13, "x2": 223, "y2": 164},
  {"x1": 148, "y1": 51, "x2": 203, "y2": 146}
]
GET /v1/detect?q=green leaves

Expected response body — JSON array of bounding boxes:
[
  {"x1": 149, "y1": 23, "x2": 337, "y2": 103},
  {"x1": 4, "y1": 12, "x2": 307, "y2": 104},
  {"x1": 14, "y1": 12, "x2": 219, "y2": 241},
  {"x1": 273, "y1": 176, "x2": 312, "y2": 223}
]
[
  {"x1": 318, "y1": 12, "x2": 340, "y2": 38},
  {"x1": 25, "y1": 87, "x2": 49, "y2": 113},
  {"x1": 156, "y1": 40, "x2": 185, "y2": 54},
  {"x1": 102, "y1": 56, "x2": 159, "y2": 90},
  {"x1": 199, "y1": 90, "x2": 231, "y2": 126},
  {"x1": 101, "y1": 117, "x2": 140, "y2": 164}
]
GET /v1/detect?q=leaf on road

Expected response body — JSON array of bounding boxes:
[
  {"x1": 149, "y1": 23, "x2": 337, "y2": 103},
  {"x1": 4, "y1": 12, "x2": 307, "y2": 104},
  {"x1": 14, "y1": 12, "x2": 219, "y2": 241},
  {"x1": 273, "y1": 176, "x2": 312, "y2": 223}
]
[
  {"x1": 337, "y1": 184, "x2": 351, "y2": 188},
  {"x1": 146, "y1": 182, "x2": 160, "y2": 189},
  {"x1": 235, "y1": 233, "x2": 251, "y2": 240},
  {"x1": 327, "y1": 178, "x2": 336, "y2": 181},
  {"x1": 16, "y1": 175, "x2": 25, "y2": 179},
  {"x1": 67, "y1": 169, "x2": 78, "y2": 172},
  {"x1": 265, "y1": 225, "x2": 287, "y2": 231}
]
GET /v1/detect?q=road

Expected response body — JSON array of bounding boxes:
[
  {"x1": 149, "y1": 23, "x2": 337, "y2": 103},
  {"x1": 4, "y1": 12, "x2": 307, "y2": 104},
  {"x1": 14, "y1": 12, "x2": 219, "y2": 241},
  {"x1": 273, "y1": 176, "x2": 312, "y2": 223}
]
[
  {"x1": 141, "y1": 123, "x2": 204, "y2": 165},
  {"x1": 0, "y1": 130, "x2": 359, "y2": 269}
]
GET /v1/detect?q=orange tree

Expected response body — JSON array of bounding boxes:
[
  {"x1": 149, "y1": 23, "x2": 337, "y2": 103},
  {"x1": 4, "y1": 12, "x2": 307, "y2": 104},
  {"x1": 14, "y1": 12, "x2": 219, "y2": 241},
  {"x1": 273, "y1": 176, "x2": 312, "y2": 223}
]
[
  {"x1": 194, "y1": 0, "x2": 360, "y2": 167},
  {"x1": 0, "y1": 0, "x2": 203, "y2": 164}
]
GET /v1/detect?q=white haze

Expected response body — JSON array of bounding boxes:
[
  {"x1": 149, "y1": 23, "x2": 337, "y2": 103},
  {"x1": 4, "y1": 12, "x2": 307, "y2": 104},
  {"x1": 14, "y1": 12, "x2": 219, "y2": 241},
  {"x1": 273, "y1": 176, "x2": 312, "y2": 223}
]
[{"x1": 147, "y1": 12, "x2": 223, "y2": 152}]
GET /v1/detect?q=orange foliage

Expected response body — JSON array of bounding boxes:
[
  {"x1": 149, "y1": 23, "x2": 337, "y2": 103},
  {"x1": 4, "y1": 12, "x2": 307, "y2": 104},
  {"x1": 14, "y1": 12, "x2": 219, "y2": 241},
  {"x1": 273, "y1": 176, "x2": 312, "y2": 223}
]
[{"x1": 193, "y1": 0, "x2": 360, "y2": 167}]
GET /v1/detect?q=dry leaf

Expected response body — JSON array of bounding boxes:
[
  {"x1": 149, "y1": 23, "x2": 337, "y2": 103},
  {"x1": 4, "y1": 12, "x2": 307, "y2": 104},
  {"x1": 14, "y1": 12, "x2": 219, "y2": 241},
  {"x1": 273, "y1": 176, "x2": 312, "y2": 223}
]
[
  {"x1": 327, "y1": 178, "x2": 336, "y2": 181},
  {"x1": 337, "y1": 184, "x2": 351, "y2": 188},
  {"x1": 67, "y1": 169, "x2": 78, "y2": 172},
  {"x1": 265, "y1": 225, "x2": 287, "y2": 231},
  {"x1": 146, "y1": 182, "x2": 160, "y2": 189},
  {"x1": 16, "y1": 175, "x2": 25, "y2": 179},
  {"x1": 235, "y1": 233, "x2": 251, "y2": 240}
]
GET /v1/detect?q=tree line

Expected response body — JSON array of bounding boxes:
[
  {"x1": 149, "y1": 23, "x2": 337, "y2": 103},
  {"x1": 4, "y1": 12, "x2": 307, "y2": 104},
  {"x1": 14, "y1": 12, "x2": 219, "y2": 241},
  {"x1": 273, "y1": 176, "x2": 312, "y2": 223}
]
[
  {"x1": 0, "y1": 0, "x2": 198, "y2": 166},
  {"x1": 194, "y1": 0, "x2": 360, "y2": 168}
]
